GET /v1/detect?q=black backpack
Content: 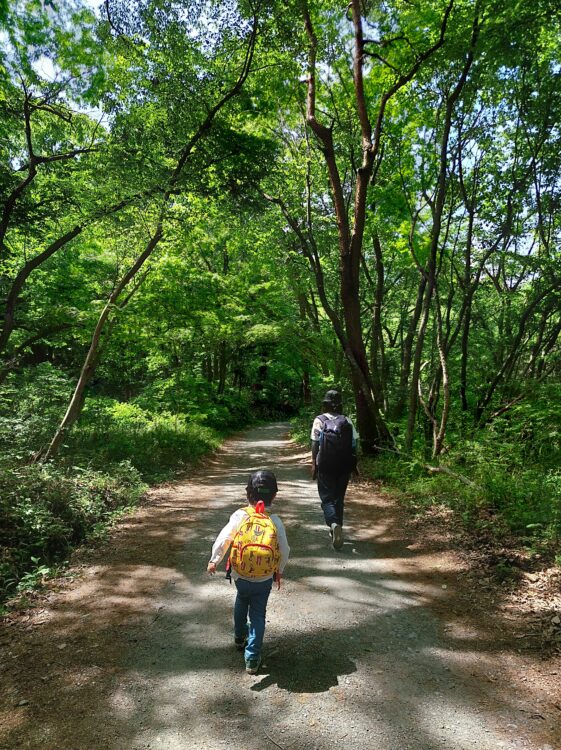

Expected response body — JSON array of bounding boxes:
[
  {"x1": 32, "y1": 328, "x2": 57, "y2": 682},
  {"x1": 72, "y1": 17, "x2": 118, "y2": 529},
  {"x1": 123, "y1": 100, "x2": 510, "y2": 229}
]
[{"x1": 316, "y1": 414, "x2": 354, "y2": 474}]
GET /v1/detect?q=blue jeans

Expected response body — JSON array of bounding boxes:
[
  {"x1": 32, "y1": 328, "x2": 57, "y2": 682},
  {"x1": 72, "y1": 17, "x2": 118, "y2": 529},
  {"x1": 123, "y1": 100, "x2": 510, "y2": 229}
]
[
  {"x1": 234, "y1": 577, "x2": 273, "y2": 662},
  {"x1": 317, "y1": 471, "x2": 350, "y2": 527}
]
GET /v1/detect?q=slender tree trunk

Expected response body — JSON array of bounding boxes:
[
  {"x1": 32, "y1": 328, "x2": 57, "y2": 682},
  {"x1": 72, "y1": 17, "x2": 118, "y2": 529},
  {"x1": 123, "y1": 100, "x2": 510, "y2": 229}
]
[
  {"x1": 459, "y1": 302, "x2": 472, "y2": 412},
  {"x1": 432, "y1": 290, "x2": 450, "y2": 457},
  {"x1": 475, "y1": 283, "x2": 557, "y2": 423},
  {"x1": 217, "y1": 341, "x2": 227, "y2": 395},
  {"x1": 35, "y1": 13, "x2": 259, "y2": 461},
  {"x1": 369, "y1": 234, "x2": 385, "y2": 408},
  {"x1": 300, "y1": 0, "x2": 452, "y2": 451},
  {"x1": 38, "y1": 224, "x2": 164, "y2": 460},
  {"x1": 405, "y1": 8, "x2": 480, "y2": 451},
  {"x1": 459, "y1": 204, "x2": 474, "y2": 411},
  {"x1": 393, "y1": 275, "x2": 427, "y2": 418},
  {"x1": 302, "y1": 368, "x2": 312, "y2": 405},
  {"x1": 406, "y1": 272, "x2": 435, "y2": 451}
]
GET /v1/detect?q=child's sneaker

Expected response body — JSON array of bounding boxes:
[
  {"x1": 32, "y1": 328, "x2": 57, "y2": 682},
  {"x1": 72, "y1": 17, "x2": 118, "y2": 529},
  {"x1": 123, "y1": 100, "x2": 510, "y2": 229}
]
[
  {"x1": 235, "y1": 636, "x2": 247, "y2": 652},
  {"x1": 331, "y1": 523, "x2": 343, "y2": 550},
  {"x1": 245, "y1": 656, "x2": 261, "y2": 675}
]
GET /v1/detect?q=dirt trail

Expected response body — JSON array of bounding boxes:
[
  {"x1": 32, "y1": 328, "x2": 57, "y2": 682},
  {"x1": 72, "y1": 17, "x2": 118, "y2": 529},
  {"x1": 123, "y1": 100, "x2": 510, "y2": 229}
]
[{"x1": 1, "y1": 424, "x2": 559, "y2": 750}]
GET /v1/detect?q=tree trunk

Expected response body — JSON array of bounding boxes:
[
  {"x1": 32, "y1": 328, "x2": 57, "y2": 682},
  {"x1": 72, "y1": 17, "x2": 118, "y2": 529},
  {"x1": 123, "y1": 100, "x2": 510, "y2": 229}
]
[
  {"x1": 301, "y1": 368, "x2": 312, "y2": 405},
  {"x1": 475, "y1": 283, "x2": 557, "y2": 423},
  {"x1": 38, "y1": 224, "x2": 164, "y2": 460},
  {"x1": 369, "y1": 234, "x2": 386, "y2": 409},
  {"x1": 301, "y1": 0, "x2": 452, "y2": 451},
  {"x1": 393, "y1": 275, "x2": 427, "y2": 418},
  {"x1": 35, "y1": 13, "x2": 259, "y2": 461},
  {"x1": 217, "y1": 341, "x2": 227, "y2": 395},
  {"x1": 0, "y1": 226, "x2": 82, "y2": 356},
  {"x1": 405, "y1": 9, "x2": 480, "y2": 451}
]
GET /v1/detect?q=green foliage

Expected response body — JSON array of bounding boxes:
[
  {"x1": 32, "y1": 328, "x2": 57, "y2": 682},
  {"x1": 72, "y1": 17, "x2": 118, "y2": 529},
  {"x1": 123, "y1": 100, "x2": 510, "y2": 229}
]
[
  {"x1": 0, "y1": 361, "x2": 242, "y2": 604},
  {"x1": 0, "y1": 364, "x2": 243, "y2": 478},
  {"x1": 479, "y1": 467, "x2": 561, "y2": 539},
  {"x1": 291, "y1": 383, "x2": 561, "y2": 559},
  {"x1": 132, "y1": 378, "x2": 253, "y2": 430},
  {"x1": 3, "y1": 0, "x2": 561, "y2": 601},
  {"x1": 74, "y1": 397, "x2": 223, "y2": 480},
  {"x1": 360, "y1": 385, "x2": 561, "y2": 556},
  {"x1": 489, "y1": 387, "x2": 561, "y2": 470},
  {"x1": 0, "y1": 460, "x2": 146, "y2": 601},
  {"x1": 0, "y1": 364, "x2": 73, "y2": 458}
]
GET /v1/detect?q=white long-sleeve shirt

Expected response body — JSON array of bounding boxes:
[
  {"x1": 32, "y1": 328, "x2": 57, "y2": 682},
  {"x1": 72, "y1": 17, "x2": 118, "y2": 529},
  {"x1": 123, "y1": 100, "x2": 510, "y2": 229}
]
[{"x1": 209, "y1": 506, "x2": 290, "y2": 582}]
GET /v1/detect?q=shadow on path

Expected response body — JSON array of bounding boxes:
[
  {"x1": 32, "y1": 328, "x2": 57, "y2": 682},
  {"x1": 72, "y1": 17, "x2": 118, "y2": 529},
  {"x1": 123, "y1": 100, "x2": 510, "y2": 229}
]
[{"x1": 1, "y1": 423, "x2": 559, "y2": 750}]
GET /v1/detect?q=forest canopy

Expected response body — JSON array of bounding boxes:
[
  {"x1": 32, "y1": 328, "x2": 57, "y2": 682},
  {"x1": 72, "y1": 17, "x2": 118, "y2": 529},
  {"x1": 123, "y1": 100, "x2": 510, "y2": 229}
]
[{"x1": 1, "y1": 0, "x2": 561, "y2": 600}]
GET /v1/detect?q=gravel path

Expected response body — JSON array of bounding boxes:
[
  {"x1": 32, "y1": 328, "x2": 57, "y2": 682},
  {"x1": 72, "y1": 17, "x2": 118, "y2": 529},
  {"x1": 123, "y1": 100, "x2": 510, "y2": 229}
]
[{"x1": 1, "y1": 423, "x2": 559, "y2": 749}]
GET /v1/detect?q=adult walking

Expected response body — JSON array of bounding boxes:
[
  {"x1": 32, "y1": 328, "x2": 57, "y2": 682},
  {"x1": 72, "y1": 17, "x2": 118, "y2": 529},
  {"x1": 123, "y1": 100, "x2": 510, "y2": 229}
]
[{"x1": 311, "y1": 390, "x2": 358, "y2": 550}]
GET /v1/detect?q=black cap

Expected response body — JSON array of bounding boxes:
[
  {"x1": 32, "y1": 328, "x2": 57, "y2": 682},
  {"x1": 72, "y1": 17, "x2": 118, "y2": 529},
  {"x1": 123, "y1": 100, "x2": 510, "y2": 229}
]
[
  {"x1": 246, "y1": 469, "x2": 278, "y2": 501},
  {"x1": 322, "y1": 389, "x2": 342, "y2": 410}
]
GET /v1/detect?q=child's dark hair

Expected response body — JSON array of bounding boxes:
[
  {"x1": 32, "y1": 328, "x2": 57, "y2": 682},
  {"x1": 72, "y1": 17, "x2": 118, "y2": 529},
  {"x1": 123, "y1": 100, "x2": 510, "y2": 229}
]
[{"x1": 246, "y1": 469, "x2": 278, "y2": 506}]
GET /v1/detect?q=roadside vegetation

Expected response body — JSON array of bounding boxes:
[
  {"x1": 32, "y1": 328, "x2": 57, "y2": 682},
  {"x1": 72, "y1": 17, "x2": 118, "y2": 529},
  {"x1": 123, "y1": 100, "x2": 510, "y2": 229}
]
[
  {"x1": 294, "y1": 383, "x2": 561, "y2": 567},
  {"x1": 363, "y1": 390, "x2": 561, "y2": 567},
  {"x1": 2, "y1": 0, "x2": 561, "y2": 603}
]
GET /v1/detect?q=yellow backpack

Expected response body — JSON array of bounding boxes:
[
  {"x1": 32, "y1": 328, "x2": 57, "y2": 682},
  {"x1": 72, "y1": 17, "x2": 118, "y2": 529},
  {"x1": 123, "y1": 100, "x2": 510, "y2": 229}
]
[{"x1": 229, "y1": 503, "x2": 280, "y2": 579}]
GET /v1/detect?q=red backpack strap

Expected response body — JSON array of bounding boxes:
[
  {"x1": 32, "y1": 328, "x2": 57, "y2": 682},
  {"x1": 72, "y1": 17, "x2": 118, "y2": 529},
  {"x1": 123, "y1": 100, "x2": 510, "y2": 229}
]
[{"x1": 245, "y1": 503, "x2": 267, "y2": 517}]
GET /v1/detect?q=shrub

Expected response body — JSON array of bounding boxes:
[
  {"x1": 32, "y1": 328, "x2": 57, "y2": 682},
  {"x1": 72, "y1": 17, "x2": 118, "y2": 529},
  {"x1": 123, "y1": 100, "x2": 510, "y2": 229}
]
[
  {"x1": 291, "y1": 393, "x2": 561, "y2": 557},
  {"x1": 0, "y1": 365, "x2": 251, "y2": 604},
  {"x1": 0, "y1": 363, "x2": 73, "y2": 459},
  {"x1": 0, "y1": 461, "x2": 146, "y2": 601},
  {"x1": 73, "y1": 399, "x2": 221, "y2": 480}
]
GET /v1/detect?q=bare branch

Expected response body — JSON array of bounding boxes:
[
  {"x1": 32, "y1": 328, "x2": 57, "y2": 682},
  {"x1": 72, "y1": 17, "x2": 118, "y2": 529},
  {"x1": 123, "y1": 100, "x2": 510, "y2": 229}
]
[{"x1": 15, "y1": 146, "x2": 98, "y2": 172}]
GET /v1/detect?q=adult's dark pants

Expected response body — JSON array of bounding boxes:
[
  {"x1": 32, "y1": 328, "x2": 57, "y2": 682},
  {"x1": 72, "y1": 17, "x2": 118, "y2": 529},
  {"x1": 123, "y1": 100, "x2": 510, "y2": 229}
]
[{"x1": 317, "y1": 471, "x2": 350, "y2": 528}]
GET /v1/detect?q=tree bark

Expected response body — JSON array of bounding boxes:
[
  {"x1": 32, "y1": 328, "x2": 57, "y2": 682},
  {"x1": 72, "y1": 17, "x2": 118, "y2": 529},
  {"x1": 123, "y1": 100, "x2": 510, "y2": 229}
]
[
  {"x1": 301, "y1": 0, "x2": 453, "y2": 452},
  {"x1": 369, "y1": 234, "x2": 386, "y2": 411},
  {"x1": 405, "y1": 7, "x2": 479, "y2": 451},
  {"x1": 393, "y1": 275, "x2": 427, "y2": 419}
]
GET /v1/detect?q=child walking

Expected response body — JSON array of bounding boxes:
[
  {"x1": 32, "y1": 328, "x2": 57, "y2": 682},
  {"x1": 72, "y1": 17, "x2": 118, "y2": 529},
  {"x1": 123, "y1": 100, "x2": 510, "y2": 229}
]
[{"x1": 207, "y1": 469, "x2": 290, "y2": 675}]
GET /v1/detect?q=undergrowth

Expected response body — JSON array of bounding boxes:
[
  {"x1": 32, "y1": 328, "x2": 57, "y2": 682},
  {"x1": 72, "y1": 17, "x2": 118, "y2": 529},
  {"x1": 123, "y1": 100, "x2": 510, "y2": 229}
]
[
  {"x1": 365, "y1": 451, "x2": 561, "y2": 563},
  {"x1": 291, "y1": 394, "x2": 561, "y2": 564},
  {"x1": 0, "y1": 365, "x2": 254, "y2": 606},
  {"x1": 0, "y1": 460, "x2": 147, "y2": 607},
  {"x1": 71, "y1": 398, "x2": 223, "y2": 481}
]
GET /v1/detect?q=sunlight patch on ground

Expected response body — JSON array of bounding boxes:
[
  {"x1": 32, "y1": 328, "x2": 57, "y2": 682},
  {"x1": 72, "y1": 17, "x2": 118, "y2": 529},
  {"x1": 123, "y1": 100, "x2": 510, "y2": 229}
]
[
  {"x1": 291, "y1": 574, "x2": 417, "y2": 612},
  {"x1": 416, "y1": 694, "x2": 507, "y2": 749},
  {"x1": 109, "y1": 687, "x2": 136, "y2": 719}
]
